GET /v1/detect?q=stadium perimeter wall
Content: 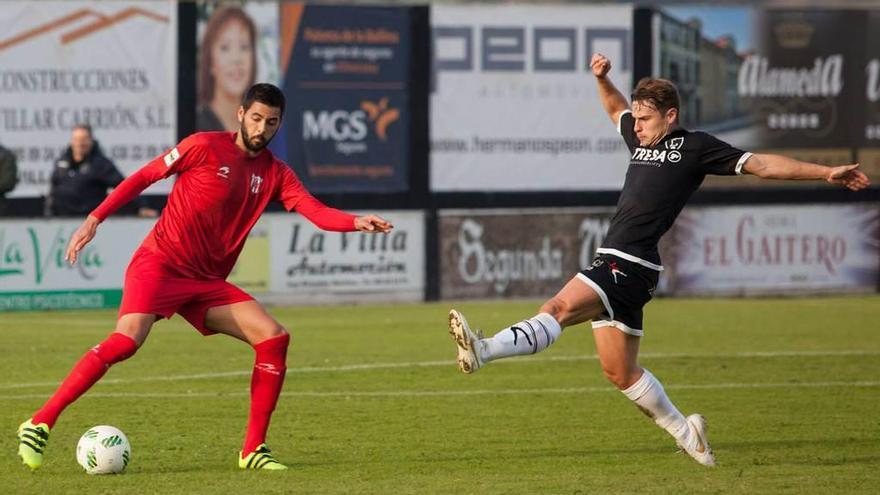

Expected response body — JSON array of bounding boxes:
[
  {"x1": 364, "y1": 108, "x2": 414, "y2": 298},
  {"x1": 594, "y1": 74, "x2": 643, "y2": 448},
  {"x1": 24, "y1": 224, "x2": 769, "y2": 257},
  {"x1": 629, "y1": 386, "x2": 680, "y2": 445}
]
[{"x1": 1, "y1": 204, "x2": 877, "y2": 311}]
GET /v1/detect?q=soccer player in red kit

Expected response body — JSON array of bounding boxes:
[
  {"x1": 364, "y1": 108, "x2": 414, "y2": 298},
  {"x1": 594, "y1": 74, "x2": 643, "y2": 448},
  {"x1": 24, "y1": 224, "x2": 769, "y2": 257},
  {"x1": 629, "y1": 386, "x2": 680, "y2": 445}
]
[{"x1": 17, "y1": 83, "x2": 393, "y2": 471}]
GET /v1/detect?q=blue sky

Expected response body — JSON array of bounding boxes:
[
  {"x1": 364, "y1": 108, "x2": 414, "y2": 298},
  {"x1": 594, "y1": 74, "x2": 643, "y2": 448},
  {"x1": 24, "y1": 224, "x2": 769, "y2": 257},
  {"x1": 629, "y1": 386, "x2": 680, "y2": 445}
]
[{"x1": 664, "y1": 5, "x2": 754, "y2": 52}]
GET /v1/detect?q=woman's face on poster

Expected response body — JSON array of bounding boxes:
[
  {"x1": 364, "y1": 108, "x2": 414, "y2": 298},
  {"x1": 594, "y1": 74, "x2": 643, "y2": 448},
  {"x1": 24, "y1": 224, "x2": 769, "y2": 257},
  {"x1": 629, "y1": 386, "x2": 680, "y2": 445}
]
[{"x1": 211, "y1": 19, "x2": 253, "y2": 99}]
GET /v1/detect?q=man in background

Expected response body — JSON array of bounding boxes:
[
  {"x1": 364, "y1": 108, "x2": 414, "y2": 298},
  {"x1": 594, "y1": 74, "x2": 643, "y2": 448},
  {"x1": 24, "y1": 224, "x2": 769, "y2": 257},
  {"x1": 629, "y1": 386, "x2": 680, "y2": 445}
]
[
  {"x1": 0, "y1": 142, "x2": 18, "y2": 216},
  {"x1": 46, "y1": 124, "x2": 158, "y2": 218}
]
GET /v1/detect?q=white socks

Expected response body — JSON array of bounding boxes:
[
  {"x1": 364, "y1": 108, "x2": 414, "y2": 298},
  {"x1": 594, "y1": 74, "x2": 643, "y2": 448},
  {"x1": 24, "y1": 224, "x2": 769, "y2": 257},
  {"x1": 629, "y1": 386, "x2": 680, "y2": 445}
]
[
  {"x1": 621, "y1": 368, "x2": 691, "y2": 445},
  {"x1": 480, "y1": 313, "x2": 562, "y2": 363}
]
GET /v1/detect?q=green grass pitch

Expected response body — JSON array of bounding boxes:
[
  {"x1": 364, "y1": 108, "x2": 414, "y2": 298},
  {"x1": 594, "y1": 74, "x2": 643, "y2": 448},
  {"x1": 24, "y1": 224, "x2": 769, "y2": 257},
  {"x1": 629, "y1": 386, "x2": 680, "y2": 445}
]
[{"x1": 2, "y1": 296, "x2": 879, "y2": 494}]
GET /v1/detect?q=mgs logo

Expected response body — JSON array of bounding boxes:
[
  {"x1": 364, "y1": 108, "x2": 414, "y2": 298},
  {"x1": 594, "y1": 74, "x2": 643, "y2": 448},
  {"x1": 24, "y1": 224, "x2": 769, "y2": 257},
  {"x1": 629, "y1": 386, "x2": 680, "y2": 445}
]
[
  {"x1": 360, "y1": 97, "x2": 399, "y2": 142},
  {"x1": 302, "y1": 97, "x2": 400, "y2": 155}
]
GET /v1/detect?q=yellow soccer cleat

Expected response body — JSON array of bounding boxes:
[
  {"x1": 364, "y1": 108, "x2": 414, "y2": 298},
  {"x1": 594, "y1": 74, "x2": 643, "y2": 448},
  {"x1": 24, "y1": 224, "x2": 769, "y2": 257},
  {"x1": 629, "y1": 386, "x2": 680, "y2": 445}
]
[
  {"x1": 18, "y1": 419, "x2": 50, "y2": 470},
  {"x1": 239, "y1": 444, "x2": 288, "y2": 470}
]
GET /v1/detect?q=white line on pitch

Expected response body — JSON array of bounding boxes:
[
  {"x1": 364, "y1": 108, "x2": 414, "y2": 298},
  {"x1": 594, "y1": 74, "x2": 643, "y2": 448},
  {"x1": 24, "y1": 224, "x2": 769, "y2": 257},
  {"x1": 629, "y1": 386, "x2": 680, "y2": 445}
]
[
  {"x1": 1, "y1": 349, "x2": 877, "y2": 390},
  {"x1": 0, "y1": 381, "x2": 879, "y2": 401}
]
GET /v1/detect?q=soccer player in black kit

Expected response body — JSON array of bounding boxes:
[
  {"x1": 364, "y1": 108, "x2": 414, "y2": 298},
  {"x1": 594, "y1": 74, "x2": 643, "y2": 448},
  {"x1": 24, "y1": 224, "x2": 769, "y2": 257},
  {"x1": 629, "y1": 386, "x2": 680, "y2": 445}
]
[{"x1": 447, "y1": 53, "x2": 870, "y2": 466}]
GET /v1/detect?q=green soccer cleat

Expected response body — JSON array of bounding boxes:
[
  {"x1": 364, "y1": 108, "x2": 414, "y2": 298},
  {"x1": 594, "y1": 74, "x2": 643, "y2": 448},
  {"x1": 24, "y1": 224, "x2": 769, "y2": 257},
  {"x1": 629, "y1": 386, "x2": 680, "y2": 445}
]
[
  {"x1": 239, "y1": 444, "x2": 288, "y2": 470},
  {"x1": 18, "y1": 419, "x2": 50, "y2": 470}
]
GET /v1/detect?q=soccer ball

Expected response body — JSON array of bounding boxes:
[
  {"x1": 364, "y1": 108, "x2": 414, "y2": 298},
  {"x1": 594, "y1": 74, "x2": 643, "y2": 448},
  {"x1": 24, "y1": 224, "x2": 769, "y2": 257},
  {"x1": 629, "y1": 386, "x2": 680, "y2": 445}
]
[{"x1": 76, "y1": 425, "x2": 131, "y2": 474}]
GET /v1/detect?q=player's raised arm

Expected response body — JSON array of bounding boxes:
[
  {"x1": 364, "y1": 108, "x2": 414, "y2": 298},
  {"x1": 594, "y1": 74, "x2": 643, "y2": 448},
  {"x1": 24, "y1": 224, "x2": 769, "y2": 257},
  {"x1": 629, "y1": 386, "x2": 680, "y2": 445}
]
[
  {"x1": 742, "y1": 154, "x2": 871, "y2": 191},
  {"x1": 590, "y1": 53, "x2": 630, "y2": 125}
]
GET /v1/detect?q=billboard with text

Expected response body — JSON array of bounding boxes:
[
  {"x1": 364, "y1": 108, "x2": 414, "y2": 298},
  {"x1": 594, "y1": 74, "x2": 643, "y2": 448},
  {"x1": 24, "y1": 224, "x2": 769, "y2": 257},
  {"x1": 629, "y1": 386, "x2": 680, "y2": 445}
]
[
  {"x1": 430, "y1": 5, "x2": 633, "y2": 192},
  {"x1": 0, "y1": 218, "x2": 153, "y2": 310},
  {"x1": 0, "y1": 1, "x2": 177, "y2": 197},
  {"x1": 439, "y1": 208, "x2": 615, "y2": 299},
  {"x1": 279, "y1": 4, "x2": 411, "y2": 193},
  {"x1": 659, "y1": 204, "x2": 879, "y2": 295}
]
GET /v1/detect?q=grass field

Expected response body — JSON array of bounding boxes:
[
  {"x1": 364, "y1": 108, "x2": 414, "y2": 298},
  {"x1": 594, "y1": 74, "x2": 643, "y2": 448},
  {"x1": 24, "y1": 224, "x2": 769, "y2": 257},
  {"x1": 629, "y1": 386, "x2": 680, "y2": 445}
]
[{"x1": 2, "y1": 296, "x2": 879, "y2": 494}]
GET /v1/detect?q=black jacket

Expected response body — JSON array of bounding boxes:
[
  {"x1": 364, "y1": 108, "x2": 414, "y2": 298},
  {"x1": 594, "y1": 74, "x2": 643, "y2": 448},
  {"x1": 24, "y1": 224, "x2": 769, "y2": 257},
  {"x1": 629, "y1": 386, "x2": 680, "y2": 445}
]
[
  {"x1": 0, "y1": 144, "x2": 18, "y2": 216},
  {"x1": 46, "y1": 141, "x2": 141, "y2": 216}
]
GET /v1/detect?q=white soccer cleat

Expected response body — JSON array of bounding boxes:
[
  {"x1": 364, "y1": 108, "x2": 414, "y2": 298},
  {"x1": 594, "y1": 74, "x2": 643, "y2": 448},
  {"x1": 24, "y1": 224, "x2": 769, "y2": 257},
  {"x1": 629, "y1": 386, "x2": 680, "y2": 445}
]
[
  {"x1": 678, "y1": 414, "x2": 716, "y2": 466},
  {"x1": 448, "y1": 309, "x2": 484, "y2": 374}
]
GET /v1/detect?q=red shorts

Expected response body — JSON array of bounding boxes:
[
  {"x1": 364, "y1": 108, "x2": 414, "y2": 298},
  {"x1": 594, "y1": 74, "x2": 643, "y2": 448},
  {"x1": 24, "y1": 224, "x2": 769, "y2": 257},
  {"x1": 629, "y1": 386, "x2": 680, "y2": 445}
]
[{"x1": 119, "y1": 248, "x2": 254, "y2": 335}]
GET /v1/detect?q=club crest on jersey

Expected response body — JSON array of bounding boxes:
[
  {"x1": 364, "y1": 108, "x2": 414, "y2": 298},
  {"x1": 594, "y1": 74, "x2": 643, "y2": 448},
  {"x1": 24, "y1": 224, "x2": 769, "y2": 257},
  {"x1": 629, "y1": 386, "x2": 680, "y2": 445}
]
[
  {"x1": 216, "y1": 166, "x2": 230, "y2": 179},
  {"x1": 250, "y1": 174, "x2": 264, "y2": 194},
  {"x1": 665, "y1": 137, "x2": 684, "y2": 150}
]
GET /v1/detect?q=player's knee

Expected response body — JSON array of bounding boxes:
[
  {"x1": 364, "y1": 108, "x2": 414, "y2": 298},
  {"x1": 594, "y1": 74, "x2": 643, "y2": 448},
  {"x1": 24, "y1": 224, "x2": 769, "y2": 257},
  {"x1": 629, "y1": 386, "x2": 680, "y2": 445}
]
[
  {"x1": 600, "y1": 362, "x2": 638, "y2": 390},
  {"x1": 540, "y1": 297, "x2": 571, "y2": 324},
  {"x1": 254, "y1": 326, "x2": 289, "y2": 348},
  {"x1": 268, "y1": 324, "x2": 289, "y2": 341}
]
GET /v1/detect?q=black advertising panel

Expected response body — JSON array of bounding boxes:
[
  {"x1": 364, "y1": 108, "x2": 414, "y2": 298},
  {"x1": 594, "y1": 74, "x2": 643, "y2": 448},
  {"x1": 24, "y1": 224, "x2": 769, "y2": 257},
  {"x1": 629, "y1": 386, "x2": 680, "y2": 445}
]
[{"x1": 280, "y1": 4, "x2": 410, "y2": 193}]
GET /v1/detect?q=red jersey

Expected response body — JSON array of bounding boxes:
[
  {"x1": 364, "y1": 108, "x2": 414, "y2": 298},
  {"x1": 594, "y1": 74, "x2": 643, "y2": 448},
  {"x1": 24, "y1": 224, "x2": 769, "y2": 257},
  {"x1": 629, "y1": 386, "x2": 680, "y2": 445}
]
[{"x1": 91, "y1": 132, "x2": 356, "y2": 279}]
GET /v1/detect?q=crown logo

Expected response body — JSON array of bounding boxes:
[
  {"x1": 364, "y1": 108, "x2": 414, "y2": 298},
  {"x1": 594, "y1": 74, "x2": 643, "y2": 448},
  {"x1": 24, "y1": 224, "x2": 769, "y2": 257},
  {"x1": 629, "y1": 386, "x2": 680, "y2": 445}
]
[{"x1": 773, "y1": 18, "x2": 814, "y2": 49}]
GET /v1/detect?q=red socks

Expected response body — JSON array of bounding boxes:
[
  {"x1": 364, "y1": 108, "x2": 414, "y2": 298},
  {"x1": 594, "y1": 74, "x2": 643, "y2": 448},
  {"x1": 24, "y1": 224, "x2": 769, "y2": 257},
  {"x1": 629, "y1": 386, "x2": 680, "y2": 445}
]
[
  {"x1": 33, "y1": 332, "x2": 138, "y2": 428},
  {"x1": 32, "y1": 330, "x2": 289, "y2": 456},
  {"x1": 242, "y1": 333, "x2": 290, "y2": 455}
]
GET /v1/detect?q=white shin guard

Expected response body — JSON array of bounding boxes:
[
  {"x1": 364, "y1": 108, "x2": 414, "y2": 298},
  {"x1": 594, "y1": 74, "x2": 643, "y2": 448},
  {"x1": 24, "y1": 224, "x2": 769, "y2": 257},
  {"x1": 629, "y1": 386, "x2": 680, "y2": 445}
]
[{"x1": 481, "y1": 313, "x2": 562, "y2": 362}]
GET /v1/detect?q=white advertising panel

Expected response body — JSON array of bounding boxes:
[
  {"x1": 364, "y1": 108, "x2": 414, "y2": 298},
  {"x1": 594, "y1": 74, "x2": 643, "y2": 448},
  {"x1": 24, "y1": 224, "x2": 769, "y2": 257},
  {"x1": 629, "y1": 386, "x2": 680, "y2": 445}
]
[
  {"x1": 430, "y1": 4, "x2": 633, "y2": 192},
  {"x1": 0, "y1": 1, "x2": 178, "y2": 197},
  {"x1": 0, "y1": 218, "x2": 154, "y2": 310},
  {"x1": 662, "y1": 205, "x2": 880, "y2": 295},
  {"x1": 269, "y1": 211, "x2": 424, "y2": 302}
]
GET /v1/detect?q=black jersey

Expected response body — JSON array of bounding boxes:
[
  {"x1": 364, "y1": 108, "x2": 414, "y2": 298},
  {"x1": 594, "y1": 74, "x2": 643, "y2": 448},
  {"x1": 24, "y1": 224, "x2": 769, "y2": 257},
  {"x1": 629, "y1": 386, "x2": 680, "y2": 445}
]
[{"x1": 599, "y1": 110, "x2": 751, "y2": 270}]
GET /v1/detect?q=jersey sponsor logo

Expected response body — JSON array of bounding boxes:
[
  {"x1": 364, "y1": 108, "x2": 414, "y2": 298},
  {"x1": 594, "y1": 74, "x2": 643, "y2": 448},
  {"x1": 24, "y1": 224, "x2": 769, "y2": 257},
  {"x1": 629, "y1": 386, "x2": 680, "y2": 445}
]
[
  {"x1": 250, "y1": 174, "x2": 263, "y2": 194},
  {"x1": 631, "y1": 146, "x2": 683, "y2": 165},
  {"x1": 163, "y1": 147, "x2": 180, "y2": 167},
  {"x1": 632, "y1": 148, "x2": 667, "y2": 163},
  {"x1": 216, "y1": 166, "x2": 230, "y2": 179}
]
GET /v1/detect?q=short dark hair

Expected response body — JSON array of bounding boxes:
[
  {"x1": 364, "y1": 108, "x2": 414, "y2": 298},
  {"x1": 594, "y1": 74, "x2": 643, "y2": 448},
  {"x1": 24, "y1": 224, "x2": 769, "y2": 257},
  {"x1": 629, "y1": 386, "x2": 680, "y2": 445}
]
[
  {"x1": 242, "y1": 83, "x2": 285, "y2": 116},
  {"x1": 72, "y1": 123, "x2": 93, "y2": 137},
  {"x1": 631, "y1": 78, "x2": 680, "y2": 115}
]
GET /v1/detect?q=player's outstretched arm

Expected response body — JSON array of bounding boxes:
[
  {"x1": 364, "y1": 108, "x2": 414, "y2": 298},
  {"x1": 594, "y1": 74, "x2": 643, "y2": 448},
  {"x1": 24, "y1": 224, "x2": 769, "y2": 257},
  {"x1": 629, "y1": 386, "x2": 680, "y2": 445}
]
[
  {"x1": 590, "y1": 53, "x2": 630, "y2": 125},
  {"x1": 354, "y1": 215, "x2": 393, "y2": 233},
  {"x1": 65, "y1": 214, "x2": 100, "y2": 264},
  {"x1": 743, "y1": 154, "x2": 871, "y2": 191}
]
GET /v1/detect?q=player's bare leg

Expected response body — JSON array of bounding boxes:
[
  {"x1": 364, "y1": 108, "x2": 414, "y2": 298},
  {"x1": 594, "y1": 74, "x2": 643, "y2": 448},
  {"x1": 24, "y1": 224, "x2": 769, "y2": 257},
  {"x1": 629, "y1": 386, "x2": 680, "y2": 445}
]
[
  {"x1": 449, "y1": 278, "x2": 604, "y2": 373},
  {"x1": 18, "y1": 313, "x2": 153, "y2": 470},
  {"x1": 594, "y1": 327, "x2": 715, "y2": 466},
  {"x1": 205, "y1": 301, "x2": 289, "y2": 470}
]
